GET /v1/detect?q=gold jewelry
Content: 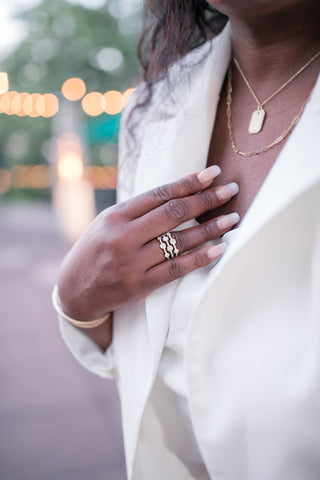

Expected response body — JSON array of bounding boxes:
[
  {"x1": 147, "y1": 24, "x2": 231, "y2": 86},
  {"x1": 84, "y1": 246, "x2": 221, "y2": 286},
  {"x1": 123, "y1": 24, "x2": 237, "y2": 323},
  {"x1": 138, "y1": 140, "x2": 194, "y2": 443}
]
[
  {"x1": 52, "y1": 285, "x2": 111, "y2": 329},
  {"x1": 233, "y1": 49, "x2": 320, "y2": 134},
  {"x1": 226, "y1": 65, "x2": 313, "y2": 157}
]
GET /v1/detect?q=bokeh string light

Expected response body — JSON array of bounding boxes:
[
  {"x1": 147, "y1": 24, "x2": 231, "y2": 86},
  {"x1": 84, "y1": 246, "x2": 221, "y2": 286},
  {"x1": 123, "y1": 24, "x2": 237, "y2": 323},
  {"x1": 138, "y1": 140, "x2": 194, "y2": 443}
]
[
  {"x1": 81, "y1": 91, "x2": 105, "y2": 116},
  {"x1": 123, "y1": 87, "x2": 136, "y2": 106},
  {"x1": 42, "y1": 93, "x2": 59, "y2": 117},
  {"x1": 104, "y1": 90, "x2": 124, "y2": 115},
  {"x1": 0, "y1": 72, "x2": 135, "y2": 118},
  {"x1": 0, "y1": 89, "x2": 59, "y2": 118},
  {"x1": 0, "y1": 164, "x2": 118, "y2": 193},
  {"x1": 62, "y1": 77, "x2": 86, "y2": 101},
  {"x1": 0, "y1": 72, "x2": 135, "y2": 194},
  {"x1": 0, "y1": 91, "x2": 18, "y2": 115}
]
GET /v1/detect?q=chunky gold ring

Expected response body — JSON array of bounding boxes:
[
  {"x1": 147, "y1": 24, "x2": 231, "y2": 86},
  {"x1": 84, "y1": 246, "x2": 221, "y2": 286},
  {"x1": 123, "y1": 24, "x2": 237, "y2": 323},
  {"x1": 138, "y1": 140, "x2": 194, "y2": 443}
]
[{"x1": 157, "y1": 232, "x2": 179, "y2": 260}]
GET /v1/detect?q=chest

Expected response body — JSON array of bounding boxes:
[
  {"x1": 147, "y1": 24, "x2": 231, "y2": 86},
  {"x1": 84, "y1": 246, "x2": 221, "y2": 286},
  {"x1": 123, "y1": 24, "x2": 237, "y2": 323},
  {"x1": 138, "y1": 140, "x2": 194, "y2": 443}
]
[{"x1": 198, "y1": 78, "x2": 307, "y2": 224}]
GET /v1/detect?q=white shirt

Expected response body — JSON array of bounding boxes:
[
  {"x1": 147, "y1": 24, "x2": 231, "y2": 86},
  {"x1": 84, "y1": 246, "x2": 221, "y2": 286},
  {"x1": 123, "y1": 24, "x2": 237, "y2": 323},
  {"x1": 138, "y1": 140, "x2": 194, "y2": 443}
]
[{"x1": 133, "y1": 230, "x2": 238, "y2": 479}]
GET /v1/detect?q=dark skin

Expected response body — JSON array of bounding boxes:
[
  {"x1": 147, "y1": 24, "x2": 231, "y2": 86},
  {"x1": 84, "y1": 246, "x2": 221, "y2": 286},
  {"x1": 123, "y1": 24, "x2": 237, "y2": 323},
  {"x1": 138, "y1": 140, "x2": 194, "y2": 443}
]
[
  {"x1": 199, "y1": 0, "x2": 320, "y2": 223},
  {"x1": 58, "y1": 169, "x2": 239, "y2": 349},
  {"x1": 58, "y1": 0, "x2": 320, "y2": 351}
]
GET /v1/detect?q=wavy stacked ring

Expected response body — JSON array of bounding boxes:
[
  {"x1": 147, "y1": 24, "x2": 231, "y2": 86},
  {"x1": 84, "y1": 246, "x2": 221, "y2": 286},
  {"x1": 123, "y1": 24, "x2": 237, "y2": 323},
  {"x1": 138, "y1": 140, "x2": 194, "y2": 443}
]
[{"x1": 157, "y1": 232, "x2": 180, "y2": 260}]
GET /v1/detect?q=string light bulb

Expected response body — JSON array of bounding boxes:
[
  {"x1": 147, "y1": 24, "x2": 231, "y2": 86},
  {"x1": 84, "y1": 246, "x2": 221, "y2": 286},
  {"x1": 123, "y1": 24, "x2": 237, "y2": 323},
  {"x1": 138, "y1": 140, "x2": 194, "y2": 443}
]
[
  {"x1": 81, "y1": 92, "x2": 105, "y2": 116},
  {"x1": 104, "y1": 90, "x2": 124, "y2": 115},
  {"x1": 62, "y1": 77, "x2": 86, "y2": 101}
]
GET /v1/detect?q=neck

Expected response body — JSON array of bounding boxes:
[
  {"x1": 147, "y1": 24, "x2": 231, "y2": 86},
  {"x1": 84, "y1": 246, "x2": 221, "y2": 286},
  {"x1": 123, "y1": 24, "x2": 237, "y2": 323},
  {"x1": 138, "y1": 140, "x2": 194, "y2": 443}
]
[{"x1": 228, "y1": 3, "x2": 320, "y2": 84}]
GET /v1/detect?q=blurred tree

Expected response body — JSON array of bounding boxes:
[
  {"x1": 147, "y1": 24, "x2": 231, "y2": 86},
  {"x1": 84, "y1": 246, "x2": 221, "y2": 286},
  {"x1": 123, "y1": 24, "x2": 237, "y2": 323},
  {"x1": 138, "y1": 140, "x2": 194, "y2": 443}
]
[{"x1": 0, "y1": 0, "x2": 141, "y2": 197}]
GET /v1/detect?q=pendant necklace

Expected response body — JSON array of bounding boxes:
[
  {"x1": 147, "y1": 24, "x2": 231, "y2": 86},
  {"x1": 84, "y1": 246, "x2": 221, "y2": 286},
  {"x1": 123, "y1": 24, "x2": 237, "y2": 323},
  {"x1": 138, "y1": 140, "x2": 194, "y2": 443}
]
[
  {"x1": 226, "y1": 65, "x2": 314, "y2": 157},
  {"x1": 233, "y1": 49, "x2": 320, "y2": 134}
]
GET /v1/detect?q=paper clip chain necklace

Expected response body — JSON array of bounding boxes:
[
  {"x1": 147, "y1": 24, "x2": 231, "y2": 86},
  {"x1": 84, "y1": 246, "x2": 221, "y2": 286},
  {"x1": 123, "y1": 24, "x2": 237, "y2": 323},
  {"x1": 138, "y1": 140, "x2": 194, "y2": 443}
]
[
  {"x1": 233, "y1": 49, "x2": 320, "y2": 135},
  {"x1": 226, "y1": 65, "x2": 315, "y2": 157}
]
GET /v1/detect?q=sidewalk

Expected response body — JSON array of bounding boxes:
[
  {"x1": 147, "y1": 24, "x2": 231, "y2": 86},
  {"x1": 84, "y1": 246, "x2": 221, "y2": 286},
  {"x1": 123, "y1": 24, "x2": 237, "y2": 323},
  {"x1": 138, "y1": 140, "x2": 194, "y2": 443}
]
[{"x1": 0, "y1": 201, "x2": 126, "y2": 480}]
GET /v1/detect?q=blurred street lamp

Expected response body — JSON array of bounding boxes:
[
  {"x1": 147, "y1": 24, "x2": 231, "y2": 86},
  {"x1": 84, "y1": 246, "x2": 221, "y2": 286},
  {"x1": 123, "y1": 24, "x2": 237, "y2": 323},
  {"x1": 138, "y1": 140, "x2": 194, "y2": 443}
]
[{"x1": 52, "y1": 101, "x2": 95, "y2": 243}]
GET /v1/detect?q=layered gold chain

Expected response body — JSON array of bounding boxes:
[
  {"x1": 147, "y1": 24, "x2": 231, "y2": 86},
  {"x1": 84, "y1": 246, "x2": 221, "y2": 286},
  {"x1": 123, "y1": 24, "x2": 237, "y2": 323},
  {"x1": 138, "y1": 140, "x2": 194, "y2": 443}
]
[
  {"x1": 226, "y1": 65, "x2": 314, "y2": 157},
  {"x1": 233, "y1": 49, "x2": 320, "y2": 110}
]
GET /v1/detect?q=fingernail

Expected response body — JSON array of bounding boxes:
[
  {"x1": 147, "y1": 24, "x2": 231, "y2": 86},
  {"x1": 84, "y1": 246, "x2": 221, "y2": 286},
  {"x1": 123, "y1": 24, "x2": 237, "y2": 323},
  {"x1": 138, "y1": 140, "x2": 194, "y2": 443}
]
[
  {"x1": 207, "y1": 242, "x2": 227, "y2": 259},
  {"x1": 216, "y1": 212, "x2": 240, "y2": 230},
  {"x1": 197, "y1": 165, "x2": 221, "y2": 184},
  {"x1": 216, "y1": 182, "x2": 239, "y2": 200}
]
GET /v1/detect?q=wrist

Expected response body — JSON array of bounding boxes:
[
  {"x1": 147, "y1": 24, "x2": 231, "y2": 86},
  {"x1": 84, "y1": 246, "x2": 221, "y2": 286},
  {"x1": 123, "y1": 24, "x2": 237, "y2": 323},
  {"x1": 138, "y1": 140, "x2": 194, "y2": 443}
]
[
  {"x1": 53, "y1": 285, "x2": 111, "y2": 329},
  {"x1": 57, "y1": 272, "x2": 107, "y2": 322}
]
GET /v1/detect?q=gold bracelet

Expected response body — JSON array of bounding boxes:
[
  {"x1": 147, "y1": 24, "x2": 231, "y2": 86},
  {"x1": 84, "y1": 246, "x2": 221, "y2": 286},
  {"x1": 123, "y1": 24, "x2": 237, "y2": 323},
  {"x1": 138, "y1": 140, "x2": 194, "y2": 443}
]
[{"x1": 52, "y1": 285, "x2": 111, "y2": 329}]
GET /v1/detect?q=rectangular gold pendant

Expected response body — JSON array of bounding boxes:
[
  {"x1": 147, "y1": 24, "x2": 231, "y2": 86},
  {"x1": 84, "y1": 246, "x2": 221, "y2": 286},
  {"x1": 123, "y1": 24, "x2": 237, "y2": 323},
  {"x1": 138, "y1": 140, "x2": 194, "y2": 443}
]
[{"x1": 248, "y1": 108, "x2": 266, "y2": 134}]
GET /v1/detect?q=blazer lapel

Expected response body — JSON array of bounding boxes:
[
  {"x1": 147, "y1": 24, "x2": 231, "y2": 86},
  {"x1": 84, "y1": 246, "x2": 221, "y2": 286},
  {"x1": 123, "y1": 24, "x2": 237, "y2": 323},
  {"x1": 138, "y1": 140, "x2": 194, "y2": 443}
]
[
  {"x1": 132, "y1": 25, "x2": 232, "y2": 379},
  {"x1": 186, "y1": 72, "x2": 320, "y2": 398},
  {"x1": 185, "y1": 75, "x2": 320, "y2": 475},
  {"x1": 197, "y1": 71, "x2": 320, "y2": 291},
  {"x1": 134, "y1": 24, "x2": 232, "y2": 192}
]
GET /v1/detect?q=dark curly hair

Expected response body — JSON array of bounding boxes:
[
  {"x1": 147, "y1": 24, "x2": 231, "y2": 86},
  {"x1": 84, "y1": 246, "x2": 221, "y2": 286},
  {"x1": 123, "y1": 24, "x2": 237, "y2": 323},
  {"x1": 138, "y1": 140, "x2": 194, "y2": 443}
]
[
  {"x1": 120, "y1": 2, "x2": 227, "y2": 189},
  {"x1": 136, "y1": 1, "x2": 228, "y2": 110}
]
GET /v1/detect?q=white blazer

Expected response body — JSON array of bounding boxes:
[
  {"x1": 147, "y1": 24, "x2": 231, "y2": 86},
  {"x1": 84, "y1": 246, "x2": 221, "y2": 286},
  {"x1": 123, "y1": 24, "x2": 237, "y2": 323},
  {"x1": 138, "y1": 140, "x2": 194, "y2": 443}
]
[{"x1": 59, "y1": 24, "x2": 320, "y2": 480}]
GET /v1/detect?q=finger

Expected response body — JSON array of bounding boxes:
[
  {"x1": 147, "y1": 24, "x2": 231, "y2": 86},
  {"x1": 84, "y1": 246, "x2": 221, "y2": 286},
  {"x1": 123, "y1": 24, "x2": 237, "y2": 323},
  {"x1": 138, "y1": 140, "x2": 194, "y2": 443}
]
[
  {"x1": 141, "y1": 212, "x2": 240, "y2": 269},
  {"x1": 133, "y1": 182, "x2": 239, "y2": 243},
  {"x1": 119, "y1": 165, "x2": 221, "y2": 219},
  {"x1": 145, "y1": 242, "x2": 228, "y2": 290}
]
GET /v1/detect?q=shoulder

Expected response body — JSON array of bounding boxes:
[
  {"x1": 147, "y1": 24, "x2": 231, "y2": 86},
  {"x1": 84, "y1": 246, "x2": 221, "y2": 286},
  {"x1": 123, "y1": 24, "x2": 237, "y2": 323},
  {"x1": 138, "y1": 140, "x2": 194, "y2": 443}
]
[
  {"x1": 123, "y1": 22, "x2": 230, "y2": 122},
  {"x1": 117, "y1": 23, "x2": 231, "y2": 200}
]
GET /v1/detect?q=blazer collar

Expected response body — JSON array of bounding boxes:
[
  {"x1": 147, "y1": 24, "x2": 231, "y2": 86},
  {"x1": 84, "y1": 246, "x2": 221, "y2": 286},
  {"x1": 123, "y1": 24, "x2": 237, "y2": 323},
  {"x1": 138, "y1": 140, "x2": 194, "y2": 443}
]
[
  {"x1": 134, "y1": 17, "x2": 320, "y2": 375},
  {"x1": 151, "y1": 22, "x2": 233, "y2": 118},
  {"x1": 201, "y1": 71, "x2": 320, "y2": 285},
  {"x1": 134, "y1": 24, "x2": 232, "y2": 378},
  {"x1": 133, "y1": 23, "x2": 232, "y2": 195},
  {"x1": 185, "y1": 75, "x2": 320, "y2": 474}
]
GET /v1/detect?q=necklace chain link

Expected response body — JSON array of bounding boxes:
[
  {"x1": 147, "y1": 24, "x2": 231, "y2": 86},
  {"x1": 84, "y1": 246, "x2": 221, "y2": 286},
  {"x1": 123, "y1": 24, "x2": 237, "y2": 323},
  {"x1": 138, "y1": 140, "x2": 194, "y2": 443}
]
[
  {"x1": 226, "y1": 65, "x2": 314, "y2": 157},
  {"x1": 233, "y1": 49, "x2": 320, "y2": 108}
]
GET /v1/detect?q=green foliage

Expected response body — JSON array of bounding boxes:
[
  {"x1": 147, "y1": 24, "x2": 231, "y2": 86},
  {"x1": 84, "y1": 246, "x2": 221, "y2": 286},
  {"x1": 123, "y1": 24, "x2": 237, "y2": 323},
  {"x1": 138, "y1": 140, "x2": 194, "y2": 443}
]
[{"x1": 0, "y1": 0, "x2": 141, "y2": 174}]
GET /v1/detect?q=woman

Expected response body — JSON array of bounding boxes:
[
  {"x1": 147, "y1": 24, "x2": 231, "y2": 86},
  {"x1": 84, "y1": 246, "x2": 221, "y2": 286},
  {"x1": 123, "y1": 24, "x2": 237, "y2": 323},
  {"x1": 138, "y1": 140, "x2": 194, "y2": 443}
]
[{"x1": 53, "y1": 1, "x2": 320, "y2": 479}]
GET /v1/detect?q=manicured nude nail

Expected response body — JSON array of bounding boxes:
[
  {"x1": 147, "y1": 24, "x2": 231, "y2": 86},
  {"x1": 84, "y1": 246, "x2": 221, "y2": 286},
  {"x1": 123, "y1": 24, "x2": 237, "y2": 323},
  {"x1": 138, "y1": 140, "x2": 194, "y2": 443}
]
[
  {"x1": 197, "y1": 165, "x2": 221, "y2": 184},
  {"x1": 216, "y1": 212, "x2": 240, "y2": 230},
  {"x1": 216, "y1": 182, "x2": 239, "y2": 200},
  {"x1": 207, "y1": 242, "x2": 227, "y2": 260}
]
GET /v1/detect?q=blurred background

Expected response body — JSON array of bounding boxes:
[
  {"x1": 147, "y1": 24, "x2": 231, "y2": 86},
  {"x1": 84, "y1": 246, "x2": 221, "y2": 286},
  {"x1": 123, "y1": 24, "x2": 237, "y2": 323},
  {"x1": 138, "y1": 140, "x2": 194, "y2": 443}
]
[{"x1": 0, "y1": 0, "x2": 142, "y2": 478}]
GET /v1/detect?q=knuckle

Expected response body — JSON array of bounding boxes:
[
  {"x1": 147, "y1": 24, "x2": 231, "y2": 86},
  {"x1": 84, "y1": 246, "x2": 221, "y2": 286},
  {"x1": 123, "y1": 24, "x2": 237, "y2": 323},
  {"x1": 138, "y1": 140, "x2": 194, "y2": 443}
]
[
  {"x1": 202, "y1": 222, "x2": 216, "y2": 240},
  {"x1": 100, "y1": 205, "x2": 119, "y2": 223},
  {"x1": 165, "y1": 199, "x2": 188, "y2": 222},
  {"x1": 105, "y1": 210, "x2": 119, "y2": 226},
  {"x1": 167, "y1": 259, "x2": 182, "y2": 279},
  {"x1": 152, "y1": 184, "x2": 172, "y2": 203},
  {"x1": 181, "y1": 175, "x2": 196, "y2": 193},
  {"x1": 200, "y1": 189, "x2": 215, "y2": 208},
  {"x1": 193, "y1": 251, "x2": 205, "y2": 268}
]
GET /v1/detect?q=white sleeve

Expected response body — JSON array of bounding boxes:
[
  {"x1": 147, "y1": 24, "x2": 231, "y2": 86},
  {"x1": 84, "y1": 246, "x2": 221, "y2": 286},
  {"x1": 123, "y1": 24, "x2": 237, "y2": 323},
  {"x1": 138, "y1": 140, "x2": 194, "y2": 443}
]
[
  {"x1": 54, "y1": 90, "x2": 142, "y2": 378},
  {"x1": 53, "y1": 286, "x2": 116, "y2": 379},
  {"x1": 117, "y1": 84, "x2": 146, "y2": 203}
]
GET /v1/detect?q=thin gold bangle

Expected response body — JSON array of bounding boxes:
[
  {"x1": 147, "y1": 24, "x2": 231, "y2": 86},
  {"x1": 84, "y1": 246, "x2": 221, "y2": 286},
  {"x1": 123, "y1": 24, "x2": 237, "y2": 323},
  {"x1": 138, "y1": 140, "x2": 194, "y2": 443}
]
[{"x1": 52, "y1": 285, "x2": 111, "y2": 329}]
